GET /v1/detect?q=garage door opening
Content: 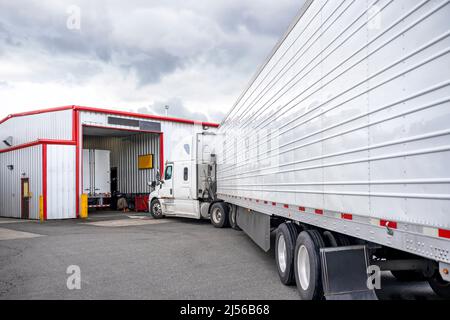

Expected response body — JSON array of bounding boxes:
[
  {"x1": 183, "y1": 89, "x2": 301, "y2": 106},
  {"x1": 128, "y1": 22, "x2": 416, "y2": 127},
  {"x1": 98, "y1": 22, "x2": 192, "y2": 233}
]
[{"x1": 82, "y1": 125, "x2": 163, "y2": 213}]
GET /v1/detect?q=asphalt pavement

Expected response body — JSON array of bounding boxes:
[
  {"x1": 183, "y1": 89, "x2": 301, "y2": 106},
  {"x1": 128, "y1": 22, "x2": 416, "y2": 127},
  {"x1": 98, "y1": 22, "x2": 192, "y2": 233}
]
[{"x1": 0, "y1": 212, "x2": 442, "y2": 300}]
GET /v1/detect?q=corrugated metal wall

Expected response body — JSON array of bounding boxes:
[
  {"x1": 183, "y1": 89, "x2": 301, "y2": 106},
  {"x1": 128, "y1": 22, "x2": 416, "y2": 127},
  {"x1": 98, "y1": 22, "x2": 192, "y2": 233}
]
[
  {"x1": 47, "y1": 145, "x2": 76, "y2": 219},
  {"x1": 0, "y1": 145, "x2": 42, "y2": 219},
  {"x1": 0, "y1": 110, "x2": 72, "y2": 150},
  {"x1": 83, "y1": 133, "x2": 159, "y2": 194},
  {"x1": 80, "y1": 110, "x2": 207, "y2": 164}
]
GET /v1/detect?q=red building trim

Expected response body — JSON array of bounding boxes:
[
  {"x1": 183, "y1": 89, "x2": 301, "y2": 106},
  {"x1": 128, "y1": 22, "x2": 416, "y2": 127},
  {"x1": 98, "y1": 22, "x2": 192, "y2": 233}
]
[
  {"x1": 74, "y1": 110, "x2": 80, "y2": 218},
  {"x1": 74, "y1": 106, "x2": 219, "y2": 128},
  {"x1": 42, "y1": 144, "x2": 47, "y2": 220},
  {"x1": 0, "y1": 105, "x2": 220, "y2": 128},
  {"x1": 159, "y1": 133, "x2": 164, "y2": 179}
]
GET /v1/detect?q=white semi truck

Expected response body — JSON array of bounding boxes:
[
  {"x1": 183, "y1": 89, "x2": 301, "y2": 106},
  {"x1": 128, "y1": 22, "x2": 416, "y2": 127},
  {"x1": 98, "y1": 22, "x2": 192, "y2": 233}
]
[
  {"x1": 149, "y1": 132, "x2": 217, "y2": 220},
  {"x1": 149, "y1": 0, "x2": 450, "y2": 299}
]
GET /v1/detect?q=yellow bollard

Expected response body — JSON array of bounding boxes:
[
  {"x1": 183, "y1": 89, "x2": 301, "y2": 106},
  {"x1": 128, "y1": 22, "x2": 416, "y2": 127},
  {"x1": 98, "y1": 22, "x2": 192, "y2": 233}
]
[
  {"x1": 80, "y1": 194, "x2": 88, "y2": 219},
  {"x1": 39, "y1": 195, "x2": 44, "y2": 222}
]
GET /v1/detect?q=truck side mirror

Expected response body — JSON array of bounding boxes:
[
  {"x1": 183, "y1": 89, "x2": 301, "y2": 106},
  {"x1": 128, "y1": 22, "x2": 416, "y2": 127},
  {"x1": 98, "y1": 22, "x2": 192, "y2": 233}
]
[
  {"x1": 156, "y1": 170, "x2": 161, "y2": 181},
  {"x1": 150, "y1": 181, "x2": 157, "y2": 188}
]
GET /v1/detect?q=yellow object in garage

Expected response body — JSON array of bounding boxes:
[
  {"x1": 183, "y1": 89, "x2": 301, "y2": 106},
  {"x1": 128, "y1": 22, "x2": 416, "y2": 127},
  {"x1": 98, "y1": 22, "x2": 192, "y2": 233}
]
[
  {"x1": 138, "y1": 154, "x2": 153, "y2": 170},
  {"x1": 80, "y1": 194, "x2": 88, "y2": 219}
]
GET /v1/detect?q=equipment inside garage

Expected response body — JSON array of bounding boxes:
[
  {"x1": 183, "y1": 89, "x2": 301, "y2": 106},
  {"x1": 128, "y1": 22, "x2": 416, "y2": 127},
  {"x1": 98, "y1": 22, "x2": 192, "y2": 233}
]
[{"x1": 82, "y1": 125, "x2": 160, "y2": 212}]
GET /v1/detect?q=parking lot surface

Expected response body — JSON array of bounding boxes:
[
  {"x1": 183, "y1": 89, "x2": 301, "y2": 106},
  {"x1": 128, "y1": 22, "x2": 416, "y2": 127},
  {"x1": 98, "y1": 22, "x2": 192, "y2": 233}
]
[{"x1": 0, "y1": 212, "x2": 441, "y2": 300}]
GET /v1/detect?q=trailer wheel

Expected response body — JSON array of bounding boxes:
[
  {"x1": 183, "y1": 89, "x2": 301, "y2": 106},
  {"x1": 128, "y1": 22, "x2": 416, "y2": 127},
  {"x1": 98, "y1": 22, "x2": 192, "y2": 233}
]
[
  {"x1": 150, "y1": 199, "x2": 164, "y2": 219},
  {"x1": 391, "y1": 270, "x2": 425, "y2": 282},
  {"x1": 334, "y1": 233, "x2": 351, "y2": 247},
  {"x1": 228, "y1": 205, "x2": 241, "y2": 231},
  {"x1": 294, "y1": 230, "x2": 325, "y2": 300},
  {"x1": 275, "y1": 223, "x2": 300, "y2": 285},
  {"x1": 428, "y1": 271, "x2": 450, "y2": 298},
  {"x1": 210, "y1": 202, "x2": 229, "y2": 228}
]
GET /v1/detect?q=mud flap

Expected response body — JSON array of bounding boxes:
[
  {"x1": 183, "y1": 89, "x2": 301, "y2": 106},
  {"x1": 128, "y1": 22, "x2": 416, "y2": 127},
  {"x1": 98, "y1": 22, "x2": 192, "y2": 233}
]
[
  {"x1": 236, "y1": 207, "x2": 271, "y2": 252},
  {"x1": 320, "y1": 245, "x2": 378, "y2": 300}
]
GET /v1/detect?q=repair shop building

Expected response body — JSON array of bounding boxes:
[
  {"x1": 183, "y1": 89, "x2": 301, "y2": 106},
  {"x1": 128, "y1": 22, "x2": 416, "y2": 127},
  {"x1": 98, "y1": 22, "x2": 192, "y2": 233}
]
[{"x1": 0, "y1": 105, "x2": 219, "y2": 220}]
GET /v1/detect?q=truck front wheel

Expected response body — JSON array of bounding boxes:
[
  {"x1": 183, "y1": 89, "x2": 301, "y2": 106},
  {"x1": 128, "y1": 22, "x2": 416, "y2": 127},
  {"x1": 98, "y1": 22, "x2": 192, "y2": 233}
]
[
  {"x1": 294, "y1": 230, "x2": 325, "y2": 300},
  {"x1": 210, "y1": 202, "x2": 229, "y2": 228},
  {"x1": 150, "y1": 199, "x2": 164, "y2": 219}
]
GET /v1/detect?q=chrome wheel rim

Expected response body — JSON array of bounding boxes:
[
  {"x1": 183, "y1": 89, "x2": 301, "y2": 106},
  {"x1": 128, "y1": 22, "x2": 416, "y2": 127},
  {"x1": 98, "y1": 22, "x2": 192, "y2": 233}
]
[
  {"x1": 152, "y1": 202, "x2": 162, "y2": 216},
  {"x1": 277, "y1": 234, "x2": 287, "y2": 273},
  {"x1": 297, "y1": 245, "x2": 310, "y2": 290},
  {"x1": 212, "y1": 208, "x2": 222, "y2": 224}
]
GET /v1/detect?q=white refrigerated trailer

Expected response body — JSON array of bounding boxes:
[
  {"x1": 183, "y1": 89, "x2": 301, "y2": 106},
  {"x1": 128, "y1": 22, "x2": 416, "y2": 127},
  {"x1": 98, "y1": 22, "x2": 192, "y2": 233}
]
[
  {"x1": 149, "y1": 0, "x2": 450, "y2": 299},
  {"x1": 83, "y1": 149, "x2": 111, "y2": 208}
]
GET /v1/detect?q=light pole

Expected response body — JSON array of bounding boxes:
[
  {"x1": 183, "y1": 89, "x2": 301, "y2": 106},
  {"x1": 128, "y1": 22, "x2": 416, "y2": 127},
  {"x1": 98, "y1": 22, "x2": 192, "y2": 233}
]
[{"x1": 164, "y1": 105, "x2": 169, "y2": 117}]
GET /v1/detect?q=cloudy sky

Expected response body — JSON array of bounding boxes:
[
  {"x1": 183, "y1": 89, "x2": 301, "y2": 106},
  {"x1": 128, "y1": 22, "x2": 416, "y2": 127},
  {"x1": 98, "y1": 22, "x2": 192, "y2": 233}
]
[{"x1": 0, "y1": 0, "x2": 304, "y2": 123}]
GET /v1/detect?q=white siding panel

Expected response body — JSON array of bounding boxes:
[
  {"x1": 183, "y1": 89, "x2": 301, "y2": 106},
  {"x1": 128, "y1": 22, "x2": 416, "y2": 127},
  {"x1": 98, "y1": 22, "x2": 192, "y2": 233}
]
[
  {"x1": 0, "y1": 110, "x2": 72, "y2": 150},
  {"x1": 0, "y1": 145, "x2": 42, "y2": 219},
  {"x1": 46, "y1": 145, "x2": 76, "y2": 219}
]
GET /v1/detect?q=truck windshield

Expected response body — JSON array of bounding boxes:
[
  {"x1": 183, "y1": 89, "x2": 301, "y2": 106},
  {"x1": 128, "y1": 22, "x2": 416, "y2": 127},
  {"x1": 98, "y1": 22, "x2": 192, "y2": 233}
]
[{"x1": 165, "y1": 165, "x2": 173, "y2": 180}]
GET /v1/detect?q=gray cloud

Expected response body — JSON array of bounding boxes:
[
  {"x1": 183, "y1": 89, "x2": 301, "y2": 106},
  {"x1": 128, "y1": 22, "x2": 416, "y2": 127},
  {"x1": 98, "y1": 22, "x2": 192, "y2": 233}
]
[
  {"x1": 0, "y1": 0, "x2": 305, "y2": 120},
  {"x1": 137, "y1": 97, "x2": 225, "y2": 123},
  {"x1": 121, "y1": 49, "x2": 183, "y2": 86}
]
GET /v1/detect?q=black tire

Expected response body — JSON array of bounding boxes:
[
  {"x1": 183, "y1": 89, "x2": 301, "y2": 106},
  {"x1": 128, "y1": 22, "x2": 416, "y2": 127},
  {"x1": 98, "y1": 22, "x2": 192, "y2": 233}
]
[
  {"x1": 335, "y1": 233, "x2": 351, "y2": 247},
  {"x1": 294, "y1": 230, "x2": 326, "y2": 300},
  {"x1": 150, "y1": 199, "x2": 164, "y2": 219},
  {"x1": 228, "y1": 205, "x2": 241, "y2": 231},
  {"x1": 428, "y1": 271, "x2": 450, "y2": 298},
  {"x1": 391, "y1": 270, "x2": 425, "y2": 282},
  {"x1": 275, "y1": 223, "x2": 300, "y2": 285},
  {"x1": 210, "y1": 202, "x2": 230, "y2": 228}
]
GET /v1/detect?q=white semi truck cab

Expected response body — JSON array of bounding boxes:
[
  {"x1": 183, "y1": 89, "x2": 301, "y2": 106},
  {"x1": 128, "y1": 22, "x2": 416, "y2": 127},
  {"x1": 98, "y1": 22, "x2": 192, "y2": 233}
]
[{"x1": 149, "y1": 131, "x2": 218, "y2": 220}]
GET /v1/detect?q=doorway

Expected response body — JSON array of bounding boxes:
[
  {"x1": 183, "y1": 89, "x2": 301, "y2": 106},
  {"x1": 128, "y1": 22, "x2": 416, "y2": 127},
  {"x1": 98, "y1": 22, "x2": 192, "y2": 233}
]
[
  {"x1": 110, "y1": 167, "x2": 118, "y2": 194},
  {"x1": 21, "y1": 178, "x2": 30, "y2": 219}
]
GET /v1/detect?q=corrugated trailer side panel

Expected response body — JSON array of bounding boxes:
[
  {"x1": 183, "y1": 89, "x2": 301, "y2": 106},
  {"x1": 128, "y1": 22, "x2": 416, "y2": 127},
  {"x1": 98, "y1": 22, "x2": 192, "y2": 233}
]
[
  {"x1": 0, "y1": 145, "x2": 42, "y2": 219},
  {"x1": 0, "y1": 109, "x2": 73, "y2": 150},
  {"x1": 46, "y1": 144, "x2": 76, "y2": 219},
  {"x1": 217, "y1": 0, "x2": 450, "y2": 229}
]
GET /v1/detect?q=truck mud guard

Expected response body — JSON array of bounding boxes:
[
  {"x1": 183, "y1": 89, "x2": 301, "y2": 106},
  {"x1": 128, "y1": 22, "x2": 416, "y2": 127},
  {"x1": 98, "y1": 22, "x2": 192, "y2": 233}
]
[{"x1": 320, "y1": 245, "x2": 377, "y2": 300}]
